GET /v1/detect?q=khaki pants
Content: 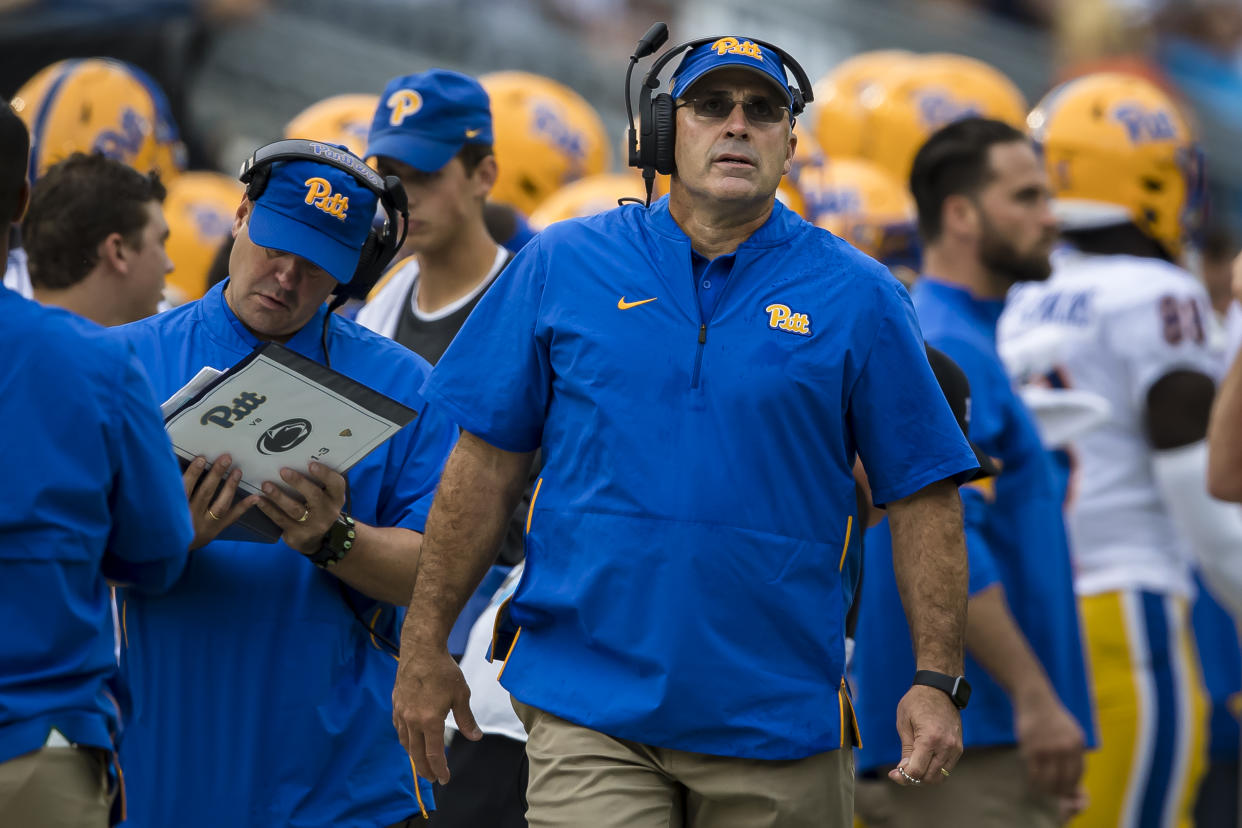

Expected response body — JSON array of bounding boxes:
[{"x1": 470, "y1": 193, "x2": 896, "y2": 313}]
[
  {"x1": 513, "y1": 698, "x2": 854, "y2": 828},
  {"x1": 854, "y1": 746, "x2": 1058, "y2": 828},
  {"x1": 0, "y1": 746, "x2": 113, "y2": 828}
]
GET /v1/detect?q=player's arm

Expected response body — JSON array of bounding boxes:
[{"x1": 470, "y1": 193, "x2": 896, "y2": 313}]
[{"x1": 393, "y1": 431, "x2": 535, "y2": 783}]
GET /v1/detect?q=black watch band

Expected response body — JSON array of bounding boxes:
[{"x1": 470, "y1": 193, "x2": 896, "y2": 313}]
[
  {"x1": 306, "y1": 513, "x2": 356, "y2": 569},
  {"x1": 912, "y1": 670, "x2": 971, "y2": 710}
]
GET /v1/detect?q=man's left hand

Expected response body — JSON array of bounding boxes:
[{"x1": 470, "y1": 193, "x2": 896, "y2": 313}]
[
  {"x1": 890, "y1": 684, "x2": 962, "y2": 786},
  {"x1": 254, "y1": 461, "x2": 348, "y2": 554}
]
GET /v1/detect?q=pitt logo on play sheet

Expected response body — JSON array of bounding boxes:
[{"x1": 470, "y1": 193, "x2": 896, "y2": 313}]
[
  {"x1": 766, "y1": 303, "x2": 812, "y2": 336},
  {"x1": 387, "y1": 89, "x2": 423, "y2": 126},
  {"x1": 711, "y1": 37, "x2": 763, "y2": 60},
  {"x1": 304, "y1": 177, "x2": 349, "y2": 221}
]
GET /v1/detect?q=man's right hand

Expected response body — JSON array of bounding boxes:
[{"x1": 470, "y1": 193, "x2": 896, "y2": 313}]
[
  {"x1": 392, "y1": 646, "x2": 483, "y2": 785},
  {"x1": 183, "y1": 454, "x2": 260, "y2": 550},
  {"x1": 1014, "y1": 687, "x2": 1086, "y2": 797}
]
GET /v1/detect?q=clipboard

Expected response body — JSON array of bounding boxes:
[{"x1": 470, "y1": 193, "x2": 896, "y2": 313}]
[{"x1": 163, "y1": 343, "x2": 417, "y2": 543}]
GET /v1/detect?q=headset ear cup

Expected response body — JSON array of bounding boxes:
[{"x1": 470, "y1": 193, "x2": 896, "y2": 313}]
[
  {"x1": 652, "y1": 93, "x2": 676, "y2": 176},
  {"x1": 244, "y1": 165, "x2": 270, "y2": 202}
]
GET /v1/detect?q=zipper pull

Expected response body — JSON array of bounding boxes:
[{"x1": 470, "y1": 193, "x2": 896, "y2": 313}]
[{"x1": 698, "y1": 323, "x2": 707, "y2": 345}]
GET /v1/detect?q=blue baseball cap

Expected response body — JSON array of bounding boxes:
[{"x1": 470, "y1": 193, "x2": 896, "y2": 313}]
[
  {"x1": 366, "y1": 69, "x2": 493, "y2": 173},
  {"x1": 247, "y1": 145, "x2": 379, "y2": 284},
  {"x1": 670, "y1": 37, "x2": 793, "y2": 107}
]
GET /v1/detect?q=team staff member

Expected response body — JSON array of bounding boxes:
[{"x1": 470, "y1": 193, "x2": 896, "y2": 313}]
[
  {"x1": 22, "y1": 153, "x2": 173, "y2": 325},
  {"x1": 852, "y1": 118, "x2": 1093, "y2": 828},
  {"x1": 0, "y1": 100, "x2": 192, "y2": 827},
  {"x1": 110, "y1": 148, "x2": 457, "y2": 827},
  {"x1": 357, "y1": 69, "x2": 531, "y2": 827},
  {"x1": 394, "y1": 37, "x2": 979, "y2": 827}
]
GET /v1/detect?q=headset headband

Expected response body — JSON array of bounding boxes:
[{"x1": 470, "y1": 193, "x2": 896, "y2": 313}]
[{"x1": 239, "y1": 138, "x2": 388, "y2": 194}]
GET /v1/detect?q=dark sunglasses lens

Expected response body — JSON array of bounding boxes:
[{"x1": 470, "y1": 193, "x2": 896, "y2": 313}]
[
  {"x1": 693, "y1": 95, "x2": 784, "y2": 123},
  {"x1": 743, "y1": 98, "x2": 783, "y2": 123}
]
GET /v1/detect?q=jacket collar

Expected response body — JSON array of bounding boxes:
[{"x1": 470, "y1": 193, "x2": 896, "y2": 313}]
[
  {"x1": 199, "y1": 279, "x2": 329, "y2": 361},
  {"x1": 644, "y1": 194, "x2": 803, "y2": 251}
]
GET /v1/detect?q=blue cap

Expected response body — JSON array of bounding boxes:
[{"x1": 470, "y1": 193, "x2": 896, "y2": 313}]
[
  {"x1": 366, "y1": 70, "x2": 493, "y2": 173},
  {"x1": 670, "y1": 37, "x2": 792, "y2": 107},
  {"x1": 248, "y1": 147, "x2": 379, "y2": 284}
]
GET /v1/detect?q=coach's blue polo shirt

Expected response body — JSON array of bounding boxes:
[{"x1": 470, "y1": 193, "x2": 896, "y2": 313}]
[
  {"x1": 111, "y1": 281, "x2": 455, "y2": 827},
  {"x1": 853, "y1": 277, "x2": 1096, "y2": 772},
  {"x1": 0, "y1": 286, "x2": 191, "y2": 770},
  {"x1": 422, "y1": 197, "x2": 979, "y2": 760}
]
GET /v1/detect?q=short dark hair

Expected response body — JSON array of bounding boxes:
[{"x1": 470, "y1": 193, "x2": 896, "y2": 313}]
[
  {"x1": 457, "y1": 142, "x2": 493, "y2": 175},
  {"x1": 909, "y1": 117, "x2": 1029, "y2": 242},
  {"x1": 22, "y1": 152, "x2": 166, "y2": 290},
  {"x1": 0, "y1": 98, "x2": 29, "y2": 223}
]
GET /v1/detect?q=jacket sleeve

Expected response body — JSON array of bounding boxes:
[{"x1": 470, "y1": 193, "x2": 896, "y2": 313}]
[{"x1": 99, "y1": 350, "x2": 194, "y2": 593}]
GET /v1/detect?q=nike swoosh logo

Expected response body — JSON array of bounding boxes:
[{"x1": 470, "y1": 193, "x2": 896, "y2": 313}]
[
  {"x1": 465, "y1": 128, "x2": 482, "y2": 138},
  {"x1": 618, "y1": 296, "x2": 658, "y2": 310}
]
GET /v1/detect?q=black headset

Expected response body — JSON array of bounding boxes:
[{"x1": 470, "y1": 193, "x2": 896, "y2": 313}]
[
  {"x1": 237, "y1": 139, "x2": 409, "y2": 313},
  {"x1": 624, "y1": 23, "x2": 815, "y2": 204}
]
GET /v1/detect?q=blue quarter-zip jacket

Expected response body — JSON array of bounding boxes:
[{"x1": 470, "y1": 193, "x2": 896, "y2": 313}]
[
  {"x1": 423, "y1": 198, "x2": 979, "y2": 760},
  {"x1": 109, "y1": 282, "x2": 454, "y2": 827}
]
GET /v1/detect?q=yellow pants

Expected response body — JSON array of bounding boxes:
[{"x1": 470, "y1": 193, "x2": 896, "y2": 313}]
[{"x1": 1072, "y1": 590, "x2": 1208, "y2": 828}]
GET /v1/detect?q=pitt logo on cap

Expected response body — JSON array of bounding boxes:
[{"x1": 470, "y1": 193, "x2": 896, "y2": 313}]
[
  {"x1": 766, "y1": 303, "x2": 812, "y2": 336},
  {"x1": 711, "y1": 37, "x2": 764, "y2": 61},
  {"x1": 387, "y1": 89, "x2": 423, "y2": 127},
  {"x1": 304, "y1": 177, "x2": 349, "y2": 221}
]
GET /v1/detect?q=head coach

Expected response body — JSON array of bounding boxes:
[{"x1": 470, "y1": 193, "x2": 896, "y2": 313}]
[{"x1": 394, "y1": 28, "x2": 980, "y2": 827}]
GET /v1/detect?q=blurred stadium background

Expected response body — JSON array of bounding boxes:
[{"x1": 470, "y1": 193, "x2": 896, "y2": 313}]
[{"x1": 0, "y1": 0, "x2": 1238, "y2": 261}]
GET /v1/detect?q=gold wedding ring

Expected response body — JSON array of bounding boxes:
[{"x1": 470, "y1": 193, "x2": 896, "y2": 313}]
[
  {"x1": 298, "y1": 508, "x2": 310, "y2": 523},
  {"x1": 207, "y1": 509, "x2": 221, "y2": 521},
  {"x1": 940, "y1": 768, "x2": 951, "y2": 778}
]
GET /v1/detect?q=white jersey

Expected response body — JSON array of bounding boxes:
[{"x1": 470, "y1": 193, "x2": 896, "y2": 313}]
[
  {"x1": 3, "y1": 246, "x2": 31, "y2": 298},
  {"x1": 998, "y1": 250, "x2": 1224, "y2": 599}
]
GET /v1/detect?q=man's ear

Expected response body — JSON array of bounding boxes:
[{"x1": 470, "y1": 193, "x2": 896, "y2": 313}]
[
  {"x1": 472, "y1": 155, "x2": 499, "y2": 200},
  {"x1": 232, "y1": 196, "x2": 252, "y2": 238},
  {"x1": 98, "y1": 232, "x2": 128, "y2": 274},
  {"x1": 783, "y1": 127, "x2": 798, "y2": 177},
  {"x1": 942, "y1": 193, "x2": 979, "y2": 240}
]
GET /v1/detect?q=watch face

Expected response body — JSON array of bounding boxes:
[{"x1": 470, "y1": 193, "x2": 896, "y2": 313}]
[{"x1": 952, "y1": 676, "x2": 971, "y2": 708}]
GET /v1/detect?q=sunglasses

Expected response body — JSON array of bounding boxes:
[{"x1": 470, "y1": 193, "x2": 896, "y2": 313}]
[{"x1": 676, "y1": 93, "x2": 790, "y2": 125}]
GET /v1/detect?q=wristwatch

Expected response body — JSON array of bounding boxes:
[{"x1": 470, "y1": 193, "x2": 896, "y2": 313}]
[
  {"x1": 912, "y1": 670, "x2": 972, "y2": 710},
  {"x1": 305, "y1": 513, "x2": 356, "y2": 569}
]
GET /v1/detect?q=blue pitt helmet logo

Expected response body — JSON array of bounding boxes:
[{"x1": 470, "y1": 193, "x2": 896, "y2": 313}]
[
  {"x1": 1112, "y1": 103, "x2": 1179, "y2": 144},
  {"x1": 916, "y1": 90, "x2": 982, "y2": 130},
  {"x1": 303, "y1": 177, "x2": 349, "y2": 221}
]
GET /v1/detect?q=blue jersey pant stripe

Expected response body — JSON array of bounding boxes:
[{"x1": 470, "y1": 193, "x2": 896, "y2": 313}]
[{"x1": 1137, "y1": 591, "x2": 1177, "y2": 828}]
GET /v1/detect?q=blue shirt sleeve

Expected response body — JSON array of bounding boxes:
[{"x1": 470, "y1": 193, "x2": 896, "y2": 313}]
[
  {"x1": 100, "y1": 350, "x2": 193, "y2": 593},
  {"x1": 374, "y1": 398, "x2": 458, "y2": 533},
  {"x1": 421, "y1": 236, "x2": 552, "y2": 453},
  {"x1": 849, "y1": 282, "x2": 980, "y2": 506},
  {"x1": 961, "y1": 486, "x2": 1001, "y2": 595}
]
